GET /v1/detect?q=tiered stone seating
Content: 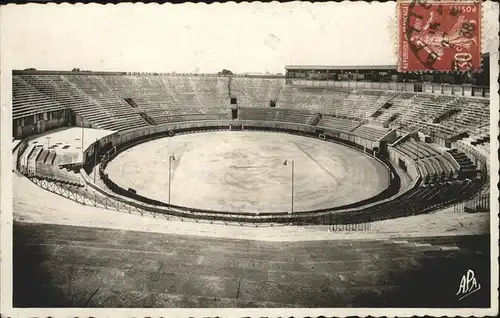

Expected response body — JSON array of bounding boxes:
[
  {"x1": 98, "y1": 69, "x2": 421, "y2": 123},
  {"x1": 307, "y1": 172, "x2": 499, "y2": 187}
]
[
  {"x1": 352, "y1": 124, "x2": 390, "y2": 140},
  {"x1": 464, "y1": 125, "x2": 489, "y2": 145},
  {"x1": 376, "y1": 93, "x2": 416, "y2": 124},
  {"x1": 238, "y1": 107, "x2": 313, "y2": 124},
  {"x1": 380, "y1": 94, "x2": 455, "y2": 130},
  {"x1": 16, "y1": 222, "x2": 489, "y2": 308},
  {"x1": 231, "y1": 78, "x2": 284, "y2": 108},
  {"x1": 15, "y1": 75, "x2": 490, "y2": 140},
  {"x1": 396, "y1": 139, "x2": 460, "y2": 183},
  {"x1": 476, "y1": 141, "x2": 490, "y2": 156},
  {"x1": 20, "y1": 75, "x2": 148, "y2": 131},
  {"x1": 20, "y1": 143, "x2": 82, "y2": 186},
  {"x1": 455, "y1": 125, "x2": 490, "y2": 160},
  {"x1": 12, "y1": 140, "x2": 21, "y2": 151},
  {"x1": 161, "y1": 76, "x2": 230, "y2": 110},
  {"x1": 471, "y1": 134, "x2": 490, "y2": 146},
  {"x1": 64, "y1": 75, "x2": 149, "y2": 131},
  {"x1": 13, "y1": 77, "x2": 66, "y2": 120},
  {"x1": 102, "y1": 75, "x2": 154, "y2": 101},
  {"x1": 317, "y1": 115, "x2": 360, "y2": 132},
  {"x1": 277, "y1": 86, "x2": 351, "y2": 113},
  {"x1": 377, "y1": 93, "x2": 489, "y2": 140},
  {"x1": 21, "y1": 75, "x2": 102, "y2": 123},
  {"x1": 273, "y1": 109, "x2": 315, "y2": 124},
  {"x1": 103, "y1": 75, "x2": 230, "y2": 115},
  {"x1": 149, "y1": 112, "x2": 230, "y2": 125},
  {"x1": 363, "y1": 174, "x2": 485, "y2": 221},
  {"x1": 45, "y1": 151, "x2": 56, "y2": 165},
  {"x1": 238, "y1": 107, "x2": 277, "y2": 121},
  {"x1": 26, "y1": 145, "x2": 43, "y2": 166},
  {"x1": 67, "y1": 76, "x2": 131, "y2": 113},
  {"x1": 337, "y1": 90, "x2": 391, "y2": 119},
  {"x1": 442, "y1": 98, "x2": 489, "y2": 135},
  {"x1": 447, "y1": 149, "x2": 479, "y2": 178},
  {"x1": 278, "y1": 87, "x2": 394, "y2": 120}
]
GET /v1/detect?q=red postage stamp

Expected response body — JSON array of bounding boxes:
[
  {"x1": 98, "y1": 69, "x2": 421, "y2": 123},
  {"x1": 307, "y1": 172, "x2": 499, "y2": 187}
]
[{"x1": 398, "y1": 0, "x2": 481, "y2": 72}]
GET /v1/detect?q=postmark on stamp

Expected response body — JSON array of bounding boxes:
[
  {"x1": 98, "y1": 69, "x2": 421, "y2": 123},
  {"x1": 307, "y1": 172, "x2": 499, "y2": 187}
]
[{"x1": 398, "y1": 0, "x2": 481, "y2": 72}]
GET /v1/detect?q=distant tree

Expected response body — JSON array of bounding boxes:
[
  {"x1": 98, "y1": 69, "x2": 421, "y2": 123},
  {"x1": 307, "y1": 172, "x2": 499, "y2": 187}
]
[
  {"x1": 218, "y1": 69, "x2": 233, "y2": 76},
  {"x1": 24, "y1": 68, "x2": 36, "y2": 71},
  {"x1": 71, "y1": 68, "x2": 80, "y2": 72}
]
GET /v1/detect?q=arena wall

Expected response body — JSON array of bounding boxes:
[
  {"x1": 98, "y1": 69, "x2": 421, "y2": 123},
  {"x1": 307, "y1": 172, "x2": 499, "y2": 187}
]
[
  {"x1": 90, "y1": 120, "x2": 383, "y2": 163},
  {"x1": 17, "y1": 116, "x2": 482, "y2": 225},
  {"x1": 23, "y1": 111, "x2": 483, "y2": 225},
  {"x1": 75, "y1": 120, "x2": 425, "y2": 225}
]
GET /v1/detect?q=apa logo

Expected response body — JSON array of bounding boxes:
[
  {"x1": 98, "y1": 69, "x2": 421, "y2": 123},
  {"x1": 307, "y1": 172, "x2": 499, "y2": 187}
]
[{"x1": 456, "y1": 269, "x2": 481, "y2": 300}]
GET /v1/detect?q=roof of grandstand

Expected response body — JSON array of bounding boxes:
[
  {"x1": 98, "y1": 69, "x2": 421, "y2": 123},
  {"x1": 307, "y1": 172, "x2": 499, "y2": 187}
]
[{"x1": 285, "y1": 65, "x2": 398, "y2": 71}]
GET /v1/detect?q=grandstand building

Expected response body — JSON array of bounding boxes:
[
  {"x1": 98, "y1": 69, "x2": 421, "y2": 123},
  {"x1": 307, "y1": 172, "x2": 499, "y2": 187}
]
[{"x1": 286, "y1": 53, "x2": 490, "y2": 87}]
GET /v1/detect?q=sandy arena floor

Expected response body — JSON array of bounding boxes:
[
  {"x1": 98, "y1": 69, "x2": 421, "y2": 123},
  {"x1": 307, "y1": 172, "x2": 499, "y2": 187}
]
[{"x1": 105, "y1": 131, "x2": 389, "y2": 213}]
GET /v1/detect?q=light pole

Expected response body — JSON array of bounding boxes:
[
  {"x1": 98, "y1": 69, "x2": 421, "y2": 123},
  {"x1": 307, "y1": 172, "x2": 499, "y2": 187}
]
[
  {"x1": 168, "y1": 154, "x2": 176, "y2": 205},
  {"x1": 283, "y1": 159, "x2": 294, "y2": 214}
]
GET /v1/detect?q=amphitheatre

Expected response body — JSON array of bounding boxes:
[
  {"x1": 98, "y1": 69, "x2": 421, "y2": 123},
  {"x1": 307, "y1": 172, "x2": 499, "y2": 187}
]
[{"x1": 11, "y1": 64, "x2": 492, "y2": 307}]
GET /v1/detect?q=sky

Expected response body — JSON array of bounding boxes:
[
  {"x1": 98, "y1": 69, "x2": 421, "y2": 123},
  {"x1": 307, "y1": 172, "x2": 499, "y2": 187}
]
[{"x1": 1, "y1": 1, "x2": 498, "y2": 74}]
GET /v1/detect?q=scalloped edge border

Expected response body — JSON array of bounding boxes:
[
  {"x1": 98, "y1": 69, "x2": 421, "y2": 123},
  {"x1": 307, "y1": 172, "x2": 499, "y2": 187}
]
[{"x1": 0, "y1": 1, "x2": 498, "y2": 317}]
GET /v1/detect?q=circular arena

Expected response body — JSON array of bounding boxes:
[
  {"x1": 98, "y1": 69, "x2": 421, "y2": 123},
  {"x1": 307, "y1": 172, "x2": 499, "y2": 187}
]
[
  {"x1": 105, "y1": 131, "x2": 389, "y2": 213},
  {"x1": 13, "y1": 69, "x2": 491, "y2": 225}
]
